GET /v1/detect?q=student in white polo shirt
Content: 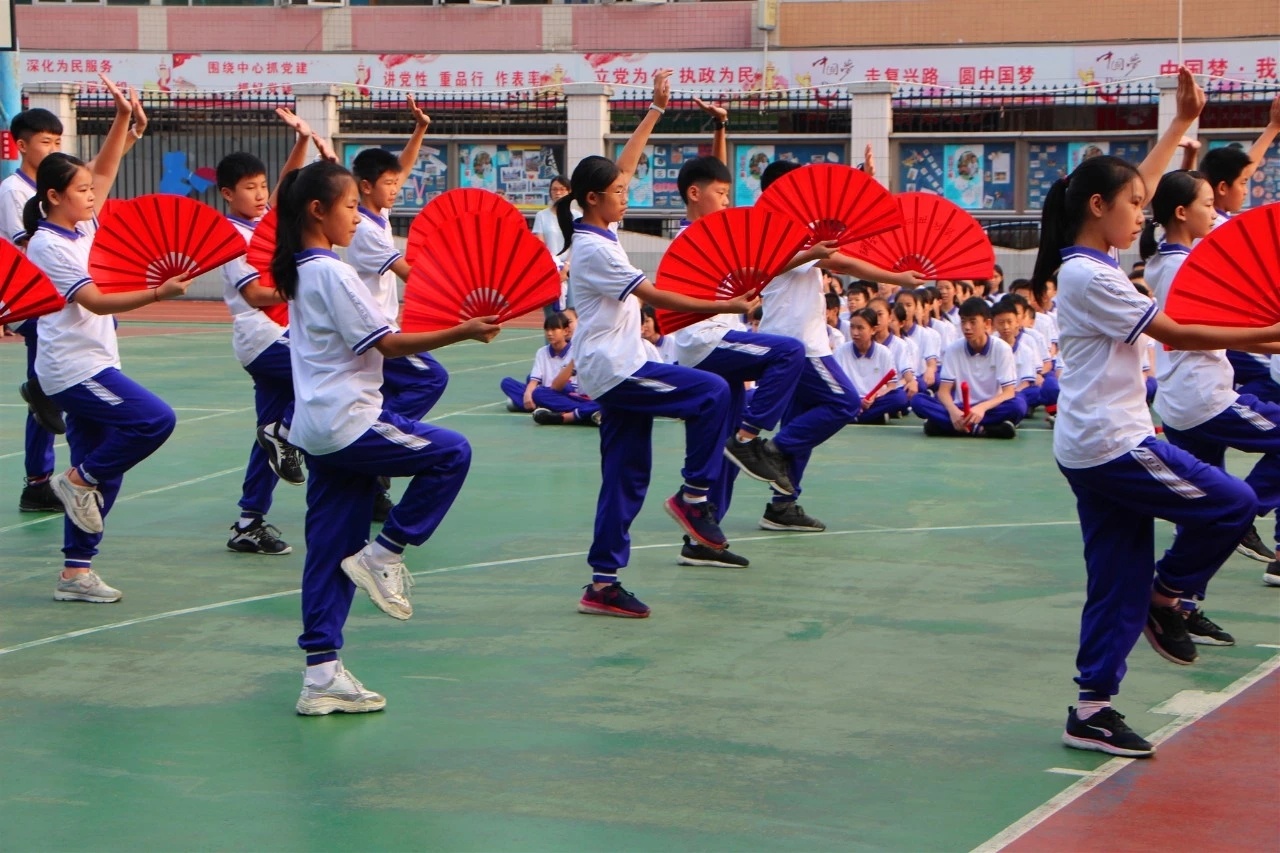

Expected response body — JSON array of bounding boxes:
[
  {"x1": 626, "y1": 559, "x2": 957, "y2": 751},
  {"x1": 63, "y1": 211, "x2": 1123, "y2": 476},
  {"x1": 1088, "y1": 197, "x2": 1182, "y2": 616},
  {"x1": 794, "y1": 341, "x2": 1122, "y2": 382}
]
[
  {"x1": 832, "y1": 308, "x2": 906, "y2": 425},
  {"x1": 910, "y1": 297, "x2": 1024, "y2": 438},
  {"x1": 271, "y1": 160, "x2": 500, "y2": 716},
  {"x1": 895, "y1": 289, "x2": 940, "y2": 391},
  {"x1": 991, "y1": 297, "x2": 1053, "y2": 413},
  {"x1": 868, "y1": 297, "x2": 917, "y2": 404},
  {"x1": 1031, "y1": 72, "x2": 1280, "y2": 759}
]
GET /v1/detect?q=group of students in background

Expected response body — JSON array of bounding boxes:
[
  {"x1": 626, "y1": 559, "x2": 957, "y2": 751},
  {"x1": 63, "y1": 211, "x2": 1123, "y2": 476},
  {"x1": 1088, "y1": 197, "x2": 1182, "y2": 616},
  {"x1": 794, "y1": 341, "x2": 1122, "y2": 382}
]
[{"x1": 4, "y1": 68, "x2": 1279, "y2": 755}]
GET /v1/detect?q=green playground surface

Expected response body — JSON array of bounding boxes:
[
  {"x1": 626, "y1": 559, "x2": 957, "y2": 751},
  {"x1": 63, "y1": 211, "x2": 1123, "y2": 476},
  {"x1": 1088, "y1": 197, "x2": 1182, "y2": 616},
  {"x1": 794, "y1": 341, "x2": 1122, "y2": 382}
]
[{"x1": 1, "y1": 325, "x2": 1277, "y2": 851}]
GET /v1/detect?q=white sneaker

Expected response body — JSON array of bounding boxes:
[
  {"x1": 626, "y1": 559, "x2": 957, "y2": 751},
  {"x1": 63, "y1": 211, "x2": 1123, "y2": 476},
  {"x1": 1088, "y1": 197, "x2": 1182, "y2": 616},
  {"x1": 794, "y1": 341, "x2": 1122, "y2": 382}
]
[
  {"x1": 50, "y1": 470, "x2": 104, "y2": 534},
  {"x1": 295, "y1": 664, "x2": 386, "y2": 715},
  {"x1": 340, "y1": 545, "x2": 413, "y2": 620},
  {"x1": 54, "y1": 570, "x2": 122, "y2": 603}
]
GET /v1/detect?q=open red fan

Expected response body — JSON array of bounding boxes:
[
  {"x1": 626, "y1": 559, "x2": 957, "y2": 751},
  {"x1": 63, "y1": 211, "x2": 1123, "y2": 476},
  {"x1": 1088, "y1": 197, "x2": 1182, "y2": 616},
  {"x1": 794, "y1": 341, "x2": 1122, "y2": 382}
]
[
  {"x1": 1164, "y1": 203, "x2": 1280, "y2": 327},
  {"x1": 843, "y1": 192, "x2": 996, "y2": 280},
  {"x1": 406, "y1": 189, "x2": 528, "y2": 268},
  {"x1": 0, "y1": 239, "x2": 64, "y2": 325},
  {"x1": 88, "y1": 194, "x2": 247, "y2": 293},
  {"x1": 402, "y1": 212, "x2": 560, "y2": 331},
  {"x1": 244, "y1": 209, "x2": 289, "y2": 327},
  {"x1": 653, "y1": 207, "x2": 811, "y2": 334},
  {"x1": 755, "y1": 164, "x2": 904, "y2": 247},
  {"x1": 94, "y1": 198, "x2": 123, "y2": 226}
]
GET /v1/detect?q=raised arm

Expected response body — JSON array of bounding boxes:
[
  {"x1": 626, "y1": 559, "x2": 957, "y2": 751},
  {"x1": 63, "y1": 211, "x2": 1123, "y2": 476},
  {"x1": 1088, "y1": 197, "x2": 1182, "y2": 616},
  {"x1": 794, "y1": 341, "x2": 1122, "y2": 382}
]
[
  {"x1": 1178, "y1": 137, "x2": 1201, "y2": 171},
  {"x1": 272, "y1": 108, "x2": 316, "y2": 207},
  {"x1": 693, "y1": 98, "x2": 728, "y2": 164},
  {"x1": 392, "y1": 96, "x2": 431, "y2": 196},
  {"x1": 617, "y1": 70, "x2": 671, "y2": 183},
  {"x1": 88, "y1": 75, "x2": 136, "y2": 204},
  {"x1": 1244, "y1": 95, "x2": 1280, "y2": 179},
  {"x1": 1138, "y1": 67, "x2": 1205, "y2": 203}
]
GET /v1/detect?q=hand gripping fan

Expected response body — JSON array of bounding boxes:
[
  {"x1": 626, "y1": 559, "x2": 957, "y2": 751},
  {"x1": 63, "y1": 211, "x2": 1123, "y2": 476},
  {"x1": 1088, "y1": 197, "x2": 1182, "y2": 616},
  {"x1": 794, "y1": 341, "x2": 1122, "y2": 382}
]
[
  {"x1": 843, "y1": 192, "x2": 996, "y2": 280},
  {"x1": 0, "y1": 240, "x2": 64, "y2": 325},
  {"x1": 653, "y1": 207, "x2": 811, "y2": 334},
  {"x1": 88, "y1": 194, "x2": 246, "y2": 293},
  {"x1": 244, "y1": 209, "x2": 289, "y2": 327},
  {"x1": 755, "y1": 163, "x2": 904, "y2": 247},
  {"x1": 402, "y1": 212, "x2": 560, "y2": 331},
  {"x1": 406, "y1": 189, "x2": 528, "y2": 268},
  {"x1": 1164, "y1": 203, "x2": 1280, "y2": 327}
]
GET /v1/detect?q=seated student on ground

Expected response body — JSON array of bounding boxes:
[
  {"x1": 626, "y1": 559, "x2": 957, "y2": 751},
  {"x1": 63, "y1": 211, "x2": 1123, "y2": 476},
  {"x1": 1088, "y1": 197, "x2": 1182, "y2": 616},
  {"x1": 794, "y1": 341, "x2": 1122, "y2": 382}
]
[
  {"x1": 895, "y1": 291, "x2": 939, "y2": 392},
  {"x1": 845, "y1": 281, "x2": 871, "y2": 312},
  {"x1": 748, "y1": 306, "x2": 762, "y2": 333},
  {"x1": 891, "y1": 303, "x2": 923, "y2": 398},
  {"x1": 993, "y1": 298, "x2": 1056, "y2": 412},
  {"x1": 500, "y1": 312, "x2": 600, "y2": 426},
  {"x1": 824, "y1": 292, "x2": 846, "y2": 349},
  {"x1": 640, "y1": 304, "x2": 678, "y2": 364},
  {"x1": 911, "y1": 297, "x2": 1026, "y2": 438},
  {"x1": 867, "y1": 298, "x2": 917, "y2": 401},
  {"x1": 919, "y1": 284, "x2": 958, "y2": 347},
  {"x1": 833, "y1": 308, "x2": 908, "y2": 425}
]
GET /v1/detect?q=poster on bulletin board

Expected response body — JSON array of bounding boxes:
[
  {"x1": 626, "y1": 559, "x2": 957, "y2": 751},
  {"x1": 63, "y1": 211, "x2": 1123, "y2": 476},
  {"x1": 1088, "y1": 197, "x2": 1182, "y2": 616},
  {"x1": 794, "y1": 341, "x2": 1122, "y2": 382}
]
[
  {"x1": 897, "y1": 143, "x2": 1015, "y2": 211},
  {"x1": 1025, "y1": 139, "x2": 1150, "y2": 209},
  {"x1": 342, "y1": 142, "x2": 448, "y2": 214},
  {"x1": 733, "y1": 143, "x2": 846, "y2": 206},
  {"x1": 613, "y1": 142, "x2": 714, "y2": 210},
  {"x1": 1207, "y1": 138, "x2": 1280, "y2": 209},
  {"x1": 457, "y1": 144, "x2": 565, "y2": 211}
]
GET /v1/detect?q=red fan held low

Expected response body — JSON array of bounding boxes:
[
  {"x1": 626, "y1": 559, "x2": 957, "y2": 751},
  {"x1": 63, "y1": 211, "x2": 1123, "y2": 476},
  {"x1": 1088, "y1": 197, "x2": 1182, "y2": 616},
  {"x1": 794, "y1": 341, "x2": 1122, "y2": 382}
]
[
  {"x1": 755, "y1": 164, "x2": 904, "y2": 247},
  {"x1": 1163, "y1": 203, "x2": 1280, "y2": 327},
  {"x1": 407, "y1": 188, "x2": 527, "y2": 268},
  {"x1": 243, "y1": 210, "x2": 288, "y2": 327},
  {"x1": 0, "y1": 240, "x2": 65, "y2": 325},
  {"x1": 653, "y1": 207, "x2": 811, "y2": 334},
  {"x1": 843, "y1": 192, "x2": 996, "y2": 280},
  {"x1": 402, "y1": 212, "x2": 560, "y2": 331},
  {"x1": 88, "y1": 195, "x2": 247, "y2": 293}
]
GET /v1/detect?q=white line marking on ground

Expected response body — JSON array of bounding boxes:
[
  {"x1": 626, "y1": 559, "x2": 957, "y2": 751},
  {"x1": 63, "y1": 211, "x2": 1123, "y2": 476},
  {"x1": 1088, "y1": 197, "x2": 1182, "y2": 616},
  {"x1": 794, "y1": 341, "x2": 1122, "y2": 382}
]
[
  {"x1": 1043, "y1": 768, "x2": 1092, "y2": 777},
  {"x1": 445, "y1": 358, "x2": 530, "y2": 376},
  {"x1": 0, "y1": 407, "x2": 250, "y2": 460},
  {"x1": 402, "y1": 675, "x2": 461, "y2": 682},
  {"x1": 972, "y1": 653, "x2": 1280, "y2": 852},
  {"x1": 1256, "y1": 643, "x2": 1280, "y2": 649},
  {"x1": 0, "y1": 518, "x2": 1081, "y2": 657},
  {"x1": 0, "y1": 442, "x2": 68, "y2": 461}
]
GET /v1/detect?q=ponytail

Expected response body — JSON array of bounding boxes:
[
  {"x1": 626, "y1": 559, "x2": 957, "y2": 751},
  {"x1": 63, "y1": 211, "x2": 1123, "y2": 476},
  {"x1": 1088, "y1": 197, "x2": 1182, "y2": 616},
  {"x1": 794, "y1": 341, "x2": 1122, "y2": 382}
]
[
  {"x1": 555, "y1": 194, "x2": 576, "y2": 253},
  {"x1": 1032, "y1": 155, "x2": 1140, "y2": 288},
  {"x1": 269, "y1": 161, "x2": 353, "y2": 301},
  {"x1": 558, "y1": 154, "x2": 622, "y2": 252},
  {"x1": 21, "y1": 195, "x2": 43, "y2": 244},
  {"x1": 1143, "y1": 169, "x2": 1209, "y2": 261},
  {"x1": 1138, "y1": 219, "x2": 1160, "y2": 261},
  {"x1": 22, "y1": 152, "x2": 87, "y2": 243}
]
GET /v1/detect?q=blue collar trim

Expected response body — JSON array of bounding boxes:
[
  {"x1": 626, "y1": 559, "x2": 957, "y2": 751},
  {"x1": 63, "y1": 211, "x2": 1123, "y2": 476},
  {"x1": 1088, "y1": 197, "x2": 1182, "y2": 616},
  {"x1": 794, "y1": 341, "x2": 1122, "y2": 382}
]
[
  {"x1": 37, "y1": 220, "x2": 80, "y2": 240},
  {"x1": 574, "y1": 222, "x2": 618, "y2": 243},
  {"x1": 227, "y1": 214, "x2": 259, "y2": 231},
  {"x1": 358, "y1": 206, "x2": 388, "y2": 229},
  {"x1": 1157, "y1": 241, "x2": 1191, "y2": 255},
  {"x1": 17, "y1": 171, "x2": 36, "y2": 190},
  {"x1": 295, "y1": 248, "x2": 339, "y2": 262},
  {"x1": 965, "y1": 336, "x2": 993, "y2": 357},
  {"x1": 1060, "y1": 245, "x2": 1120, "y2": 269}
]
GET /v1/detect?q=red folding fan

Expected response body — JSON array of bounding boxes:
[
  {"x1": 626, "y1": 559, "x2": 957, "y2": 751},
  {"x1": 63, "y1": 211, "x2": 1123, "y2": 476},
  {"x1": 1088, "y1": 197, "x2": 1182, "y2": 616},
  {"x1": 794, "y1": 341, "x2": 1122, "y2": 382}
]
[
  {"x1": 843, "y1": 192, "x2": 996, "y2": 280},
  {"x1": 88, "y1": 194, "x2": 247, "y2": 293},
  {"x1": 1164, "y1": 203, "x2": 1280, "y2": 327},
  {"x1": 653, "y1": 207, "x2": 811, "y2": 334},
  {"x1": 244, "y1": 209, "x2": 289, "y2": 327},
  {"x1": 94, "y1": 198, "x2": 123, "y2": 226},
  {"x1": 755, "y1": 164, "x2": 904, "y2": 248},
  {"x1": 0, "y1": 239, "x2": 64, "y2": 325},
  {"x1": 406, "y1": 189, "x2": 528, "y2": 268},
  {"x1": 402, "y1": 212, "x2": 561, "y2": 331}
]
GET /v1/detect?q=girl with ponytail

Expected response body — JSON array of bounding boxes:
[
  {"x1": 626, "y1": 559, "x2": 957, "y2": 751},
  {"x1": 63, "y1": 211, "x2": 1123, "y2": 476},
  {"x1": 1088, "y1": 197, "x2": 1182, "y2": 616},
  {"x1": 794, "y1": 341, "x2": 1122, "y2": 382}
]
[
  {"x1": 270, "y1": 160, "x2": 500, "y2": 716},
  {"x1": 25, "y1": 77, "x2": 189, "y2": 607},
  {"x1": 1045, "y1": 68, "x2": 1280, "y2": 759}
]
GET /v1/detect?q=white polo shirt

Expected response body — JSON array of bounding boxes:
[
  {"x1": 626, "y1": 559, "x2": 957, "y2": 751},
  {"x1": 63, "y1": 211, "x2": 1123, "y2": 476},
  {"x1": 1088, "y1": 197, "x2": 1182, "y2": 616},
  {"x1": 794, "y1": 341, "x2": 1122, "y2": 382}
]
[
  {"x1": 0, "y1": 170, "x2": 35, "y2": 245},
  {"x1": 759, "y1": 262, "x2": 829, "y2": 357},
  {"x1": 669, "y1": 220, "x2": 749, "y2": 367},
  {"x1": 347, "y1": 206, "x2": 402, "y2": 324},
  {"x1": 529, "y1": 341, "x2": 574, "y2": 388},
  {"x1": 1008, "y1": 331, "x2": 1041, "y2": 385},
  {"x1": 939, "y1": 334, "x2": 1016, "y2": 402},
  {"x1": 928, "y1": 316, "x2": 959, "y2": 348},
  {"x1": 880, "y1": 332, "x2": 916, "y2": 383},
  {"x1": 221, "y1": 215, "x2": 289, "y2": 367},
  {"x1": 1053, "y1": 246, "x2": 1158, "y2": 469},
  {"x1": 28, "y1": 219, "x2": 122, "y2": 396},
  {"x1": 833, "y1": 339, "x2": 896, "y2": 395},
  {"x1": 568, "y1": 223, "x2": 648, "y2": 399},
  {"x1": 1022, "y1": 326, "x2": 1051, "y2": 369},
  {"x1": 903, "y1": 322, "x2": 941, "y2": 376},
  {"x1": 287, "y1": 249, "x2": 393, "y2": 456}
]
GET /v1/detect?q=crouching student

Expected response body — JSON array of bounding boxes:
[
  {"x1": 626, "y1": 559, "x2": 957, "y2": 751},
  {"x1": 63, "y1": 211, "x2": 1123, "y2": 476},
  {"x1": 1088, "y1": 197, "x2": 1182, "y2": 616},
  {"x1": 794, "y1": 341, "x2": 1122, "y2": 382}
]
[
  {"x1": 833, "y1": 308, "x2": 906, "y2": 425},
  {"x1": 911, "y1": 297, "x2": 1026, "y2": 438}
]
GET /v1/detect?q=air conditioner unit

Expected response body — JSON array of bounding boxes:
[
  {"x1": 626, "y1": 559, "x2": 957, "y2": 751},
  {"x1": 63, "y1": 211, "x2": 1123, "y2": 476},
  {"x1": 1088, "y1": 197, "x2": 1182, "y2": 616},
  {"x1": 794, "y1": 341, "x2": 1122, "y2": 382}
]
[
  {"x1": 469, "y1": 0, "x2": 503, "y2": 6},
  {"x1": 283, "y1": 0, "x2": 345, "y2": 7},
  {"x1": 630, "y1": 0, "x2": 670, "y2": 4}
]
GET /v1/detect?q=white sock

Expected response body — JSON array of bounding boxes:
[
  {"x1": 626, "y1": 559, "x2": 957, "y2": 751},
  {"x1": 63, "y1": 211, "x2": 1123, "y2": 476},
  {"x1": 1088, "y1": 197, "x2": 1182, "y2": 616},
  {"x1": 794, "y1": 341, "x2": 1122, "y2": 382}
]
[
  {"x1": 1075, "y1": 700, "x2": 1110, "y2": 720},
  {"x1": 275, "y1": 422, "x2": 290, "y2": 442},
  {"x1": 237, "y1": 516, "x2": 257, "y2": 530},
  {"x1": 735, "y1": 434, "x2": 753, "y2": 444},
  {"x1": 370, "y1": 540, "x2": 400, "y2": 566},
  {"x1": 305, "y1": 660, "x2": 339, "y2": 687},
  {"x1": 683, "y1": 494, "x2": 708, "y2": 504}
]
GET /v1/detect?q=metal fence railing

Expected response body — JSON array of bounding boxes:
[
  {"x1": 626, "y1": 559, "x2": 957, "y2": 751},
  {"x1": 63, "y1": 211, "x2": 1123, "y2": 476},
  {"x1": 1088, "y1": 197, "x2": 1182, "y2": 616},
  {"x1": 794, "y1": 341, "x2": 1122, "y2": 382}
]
[
  {"x1": 609, "y1": 88, "x2": 852, "y2": 135},
  {"x1": 892, "y1": 83, "x2": 1160, "y2": 134},
  {"x1": 338, "y1": 89, "x2": 568, "y2": 137},
  {"x1": 75, "y1": 90, "x2": 298, "y2": 207},
  {"x1": 1199, "y1": 82, "x2": 1280, "y2": 129}
]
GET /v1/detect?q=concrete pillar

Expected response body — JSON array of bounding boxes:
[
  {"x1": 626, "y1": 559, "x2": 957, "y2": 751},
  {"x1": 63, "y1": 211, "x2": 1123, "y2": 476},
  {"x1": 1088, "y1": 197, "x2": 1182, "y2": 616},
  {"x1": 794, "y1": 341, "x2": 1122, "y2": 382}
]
[
  {"x1": 292, "y1": 82, "x2": 340, "y2": 151},
  {"x1": 24, "y1": 82, "x2": 80, "y2": 161},
  {"x1": 849, "y1": 81, "x2": 894, "y2": 188},
  {"x1": 565, "y1": 82, "x2": 612, "y2": 177}
]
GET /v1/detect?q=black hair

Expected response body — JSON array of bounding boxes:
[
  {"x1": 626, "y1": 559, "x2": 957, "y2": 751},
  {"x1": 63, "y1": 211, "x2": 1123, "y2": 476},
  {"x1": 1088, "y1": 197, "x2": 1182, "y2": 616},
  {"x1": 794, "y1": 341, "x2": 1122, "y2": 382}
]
[
  {"x1": 1005, "y1": 292, "x2": 1032, "y2": 313},
  {"x1": 992, "y1": 297, "x2": 1019, "y2": 318},
  {"x1": 270, "y1": 161, "x2": 355, "y2": 301},
  {"x1": 850, "y1": 307, "x2": 879, "y2": 329},
  {"x1": 1132, "y1": 280, "x2": 1152, "y2": 297},
  {"x1": 216, "y1": 152, "x2": 268, "y2": 191},
  {"x1": 11, "y1": 108, "x2": 63, "y2": 142},
  {"x1": 556, "y1": 155, "x2": 621, "y2": 251},
  {"x1": 544, "y1": 311, "x2": 571, "y2": 331},
  {"x1": 1128, "y1": 269, "x2": 1147, "y2": 282},
  {"x1": 22, "y1": 152, "x2": 87, "y2": 241},
  {"x1": 846, "y1": 281, "x2": 872, "y2": 301},
  {"x1": 914, "y1": 286, "x2": 935, "y2": 305},
  {"x1": 1032, "y1": 154, "x2": 1141, "y2": 288},
  {"x1": 891, "y1": 302, "x2": 910, "y2": 325},
  {"x1": 1199, "y1": 146, "x2": 1252, "y2": 193},
  {"x1": 549, "y1": 175, "x2": 571, "y2": 193},
  {"x1": 676, "y1": 156, "x2": 732, "y2": 204},
  {"x1": 824, "y1": 292, "x2": 841, "y2": 311},
  {"x1": 759, "y1": 159, "x2": 802, "y2": 193},
  {"x1": 750, "y1": 306, "x2": 763, "y2": 321},
  {"x1": 351, "y1": 148, "x2": 401, "y2": 188},
  {"x1": 1139, "y1": 169, "x2": 1208, "y2": 259},
  {"x1": 958, "y1": 296, "x2": 993, "y2": 320},
  {"x1": 1009, "y1": 279, "x2": 1032, "y2": 293}
]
